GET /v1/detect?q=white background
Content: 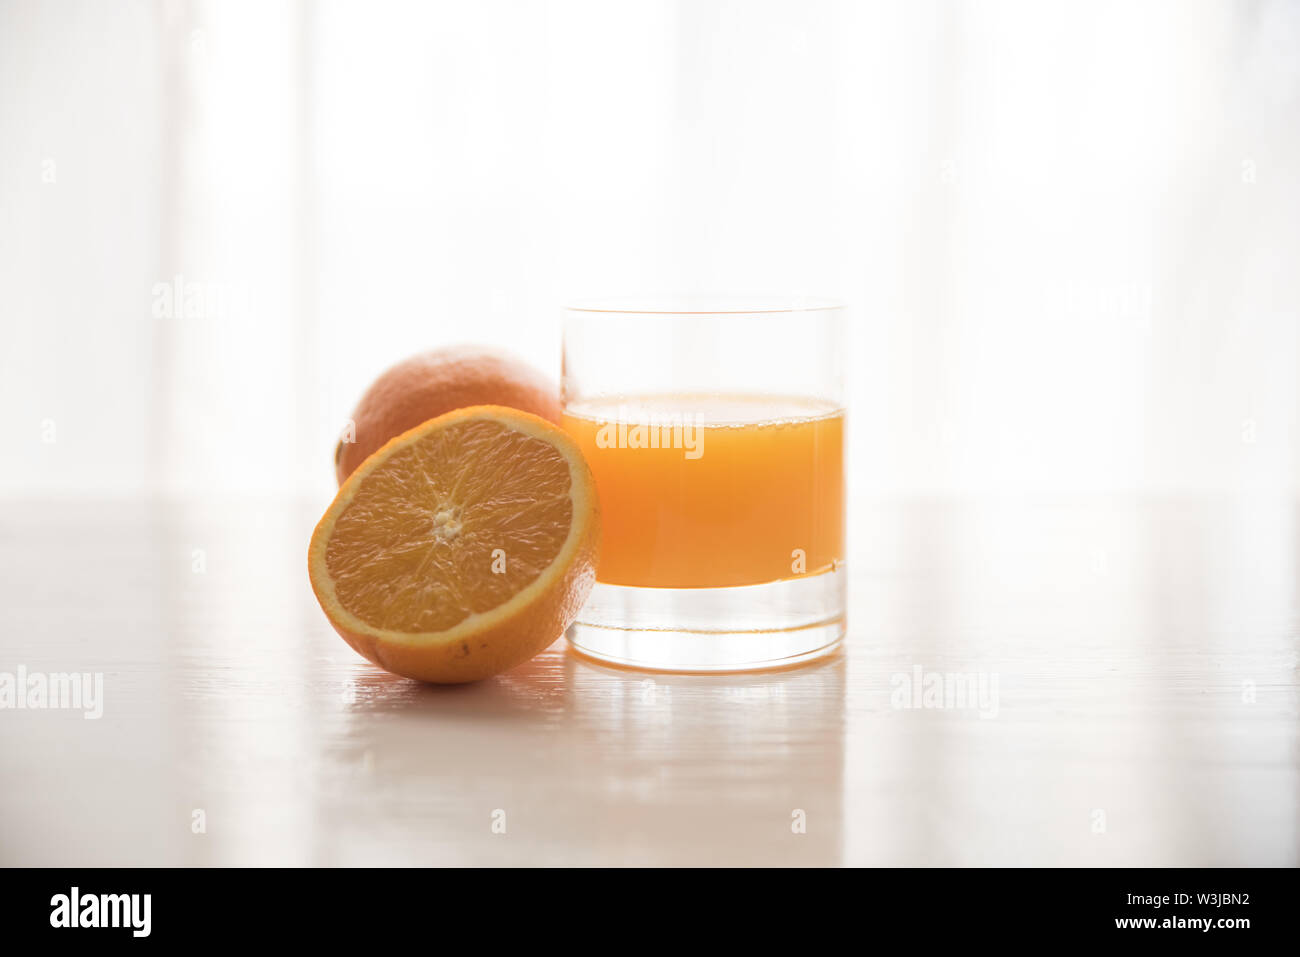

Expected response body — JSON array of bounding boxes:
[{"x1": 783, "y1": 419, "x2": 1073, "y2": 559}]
[
  {"x1": 0, "y1": 1, "x2": 1298, "y2": 871},
  {"x1": 2, "y1": 0, "x2": 1298, "y2": 502}
]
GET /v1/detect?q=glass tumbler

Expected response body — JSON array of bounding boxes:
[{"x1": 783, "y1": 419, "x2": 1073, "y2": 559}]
[{"x1": 561, "y1": 298, "x2": 846, "y2": 672}]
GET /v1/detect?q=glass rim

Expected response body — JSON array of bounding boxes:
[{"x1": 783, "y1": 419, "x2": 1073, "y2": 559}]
[{"x1": 565, "y1": 295, "x2": 843, "y2": 316}]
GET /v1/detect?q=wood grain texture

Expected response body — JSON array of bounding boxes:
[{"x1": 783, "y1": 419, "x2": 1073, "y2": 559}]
[{"x1": 0, "y1": 496, "x2": 1295, "y2": 866}]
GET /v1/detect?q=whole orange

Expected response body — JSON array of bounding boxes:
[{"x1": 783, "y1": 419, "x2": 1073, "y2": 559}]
[{"x1": 335, "y1": 346, "x2": 561, "y2": 484}]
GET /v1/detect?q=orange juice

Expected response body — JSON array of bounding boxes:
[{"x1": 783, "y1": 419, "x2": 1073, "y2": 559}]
[{"x1": 562, "y1": 394, "x2": 844, "y2": 589}]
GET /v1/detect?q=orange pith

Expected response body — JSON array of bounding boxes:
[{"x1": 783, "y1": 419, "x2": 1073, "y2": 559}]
[{"x1": 309, "y1": 406, "x2": 600, "y2": 683}]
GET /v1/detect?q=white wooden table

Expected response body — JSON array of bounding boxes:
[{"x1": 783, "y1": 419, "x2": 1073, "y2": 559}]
[{"x1": 1, "y1": 496, "x2": 1295, "y2": 866}]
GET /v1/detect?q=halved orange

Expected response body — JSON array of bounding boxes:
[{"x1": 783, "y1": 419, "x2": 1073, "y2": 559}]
[{"x1": 309, "y1": 405, "x2": 600, "y2": 683}]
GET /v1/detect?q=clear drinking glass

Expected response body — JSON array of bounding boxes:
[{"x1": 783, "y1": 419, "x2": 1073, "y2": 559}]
[{"x1": 561, "y1": 297, "x2": 846, "y2": 672}]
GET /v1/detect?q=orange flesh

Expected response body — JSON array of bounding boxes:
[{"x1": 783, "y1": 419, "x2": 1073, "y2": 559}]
[
  {"x1": 326, "y1": 418, "x2": 574, "y2": 632},
  {"x1": 562, "y1": 394, "x2": 844, "y2": 589}
]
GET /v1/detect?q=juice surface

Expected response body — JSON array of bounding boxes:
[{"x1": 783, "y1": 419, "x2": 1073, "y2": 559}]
[{"x1": 562, "y1": 394, "x2": 844, "y2": 589}]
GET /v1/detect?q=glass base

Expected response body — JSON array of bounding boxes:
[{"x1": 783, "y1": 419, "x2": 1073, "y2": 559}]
[{"x1": 565, "y1": 566, "x2": 846, "y2": 673}]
